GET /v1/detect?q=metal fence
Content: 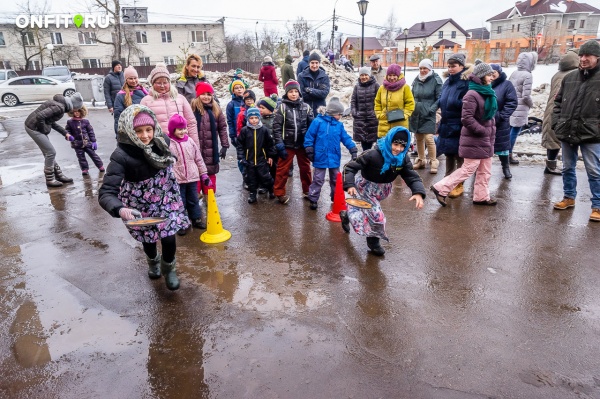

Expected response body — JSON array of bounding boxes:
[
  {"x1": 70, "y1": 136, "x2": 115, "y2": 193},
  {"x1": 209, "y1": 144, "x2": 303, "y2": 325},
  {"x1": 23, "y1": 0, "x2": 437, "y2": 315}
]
[{"x1": 68, "y1": 61, "x2": 263, "y2": 77}]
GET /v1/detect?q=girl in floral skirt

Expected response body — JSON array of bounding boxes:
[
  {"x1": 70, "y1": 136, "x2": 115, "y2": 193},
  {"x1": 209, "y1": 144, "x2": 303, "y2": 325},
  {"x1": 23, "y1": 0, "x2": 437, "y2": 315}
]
[
  {"x1": 99, "y1": 104, "x2": 190, "y2": 290},
  {"x1": 341, "y1": 127, "x2": 426, "y2": 256}
]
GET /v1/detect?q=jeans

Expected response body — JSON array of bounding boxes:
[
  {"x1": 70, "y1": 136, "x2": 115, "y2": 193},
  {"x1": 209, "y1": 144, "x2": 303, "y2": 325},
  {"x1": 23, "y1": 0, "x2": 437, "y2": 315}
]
[
  {"x1": 179, "y1": 182, "x2": 201, "y2": 220},
  {"x1": 509, "y1": 126, "x2": 522, "y2": 152},
  {"x1": 561, "y1": 142, "x2": 600, "y2": 208},
  {"x1": 25, "y1": 127, "x2": 56, "y2": 168}
]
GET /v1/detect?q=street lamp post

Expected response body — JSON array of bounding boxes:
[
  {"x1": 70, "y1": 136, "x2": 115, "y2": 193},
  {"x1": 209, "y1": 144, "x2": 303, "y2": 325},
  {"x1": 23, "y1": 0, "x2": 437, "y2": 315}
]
[
  {"x1": 46, "y1": 43, "x2": 54, "y2": 66},
  {"x1": 403, "y1": 28, "x2": 409, "y2": 74},
  {"x1": 357, "y1": 0, "x2": 368, "y2": 67},
  {"x1": 571, "y1": 29, "x2": 577, "y2": 49}
]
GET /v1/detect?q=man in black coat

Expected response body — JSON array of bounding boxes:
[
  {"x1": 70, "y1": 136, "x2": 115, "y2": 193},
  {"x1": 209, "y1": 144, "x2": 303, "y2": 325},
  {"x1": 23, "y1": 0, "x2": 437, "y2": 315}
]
[{"x1": 103, "y1": 60, "x2": 124, "y2": 115}]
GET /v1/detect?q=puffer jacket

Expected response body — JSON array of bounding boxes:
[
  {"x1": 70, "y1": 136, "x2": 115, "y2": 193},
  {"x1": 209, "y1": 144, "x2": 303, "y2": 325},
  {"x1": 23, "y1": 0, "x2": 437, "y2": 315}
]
[
  {"x1": 492, "y1": 72, "x2": 518, "y2": 153},
  {"x1": 113, "y1": 87, "x2": 148, "y2": 133},
  {"x1": 297, "y1": 55, "x2": 309, "y2": 76},
  {"x1": 259, "y1": 63, "x2": 279, "y2": 96},
  {"x1": 195, "y1": 104, "x2": 229, "y2": 175},
  {"x1": 169, "y1": 136, "x2": 208, "y2": 184},
  {"x1": 552, "y1": 63, "x2": 600, "y2": 145},
  {"x1": 298, "y1": 67, "x2": 331, "y2": 111},
  {"x1": 24, "y1": 94, "x2": 69, "y2": 136},
  {"x1": 409, "y1": 72, "x2": 443, "y2": 134},
  {"x1": 272, "y1": 95, "x2": 314, "y2": 149},
  {"x1": 281, "y1": 55, "x2": 295, "y2": 86},
  {"x1": 237, "y1": 124, "x2": 277, "y2": 165},
  {"x1": 175, "y1": 73, "x2": 207, "y2": 104},
  {"x1": 226, "y1": 95, "x2": 245, "y2": 141},
  {"x1": 458, "y1": 77, "x2": 496, "y2": 159},
  {"x1": 541, "y1": 50, "x2": 579, "y2": 150},
  {"x1": 103, "y1": 71, "x2": 124, "y2": 109},
  {"x1": 437, "y1": 65, "x2": 473, "y2": 155},
  {"x1": 65, "y1": 118, "x2": 96, "y2": 149},
  {"x1": 351, "y1": 76, "x2": 380, "y2": 143},
  {"x1": 509, "y1": 52, "x2": 537, "y2": 127},
  {"x1": 140, "y1": 92, "x2": 199, "y2": 148},
  {"x1": 304, "y1": 114, "x2": 356, "y2": 168},
  {"x1": 374, "y1": 81, "x2": 415, "y2": 137}
]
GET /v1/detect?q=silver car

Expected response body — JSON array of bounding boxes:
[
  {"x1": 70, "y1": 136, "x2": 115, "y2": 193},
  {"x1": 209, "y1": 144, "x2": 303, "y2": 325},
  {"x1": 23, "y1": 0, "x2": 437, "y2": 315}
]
[
  {"x1": 0, "y1": 69, "x2": 19, "y2": 83},
  {"x1": 0, "y1": 76, "x2": 76, "y2": 107}
]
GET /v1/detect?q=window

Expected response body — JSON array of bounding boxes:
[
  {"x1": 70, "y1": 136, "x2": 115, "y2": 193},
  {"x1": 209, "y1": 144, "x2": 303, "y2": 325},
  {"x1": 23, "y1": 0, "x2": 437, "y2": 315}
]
[
  {"x1": 82, "y1": 58, "x2": 101, "y2": 68},
  {"x1": 27, "y1": 60, "x2": 41, "y2": 70},
  {"x1": 511, "y1": 24, "x2": 515, "y2": 32},
  {"x1": 163, "y1": 56, "x2": 175, "y2": 65},
  {"x1": 579, "y1": 20, "x2": 585, "y2": 29},
  {"x1": 567, "y1": 20, "x2": 575, "y2": 29},
  {"x1": 451, "y1": 31, "x2": 456, "y2": 39},
  {"x1": 22, "y1": 32, "x2": 35, "y2": 46},
  {"x1": 495, "y1": 42, "x2": 500, "y2": 48},
  {"x1": 497, "y1": 26, "x2": 502, "y2": 34},
  {"x1": 136, "y1": 31, "x2": 147, "y2": 44},
  {"x1": 438, "y1": 31, "x2": 443, "y2": 39},
  {"x1": 0, "y1": 32, "x2": 5, "y2": 46},
  {"x1": 139, "y1": 57, "x2": 150, "y2": 66},
  {"x1": 161, "y1": 31, "x2": 172, "y2": 43},
  {"x1": 33, "y1": 78, "x2": 54, "y2": 85},
  {"x1": 10, "y1": 78, "x2": 33, "y2": 85},
  {"x1": 517, "y1": 24, "x2": 520, "y2": 32},
  {"x1": 54, "y1": 60, "x2": 68, "y2": 66},
  {"x1": 0, "y1": 61, "x2": 12, "y2": 69},
  {"x1": 50, "y1": 32, "x2": 63, "y2": 45},
  {"x1": 556, "y1": 21, "x2": 560, "y2": 29},
  {"x1": 191, "y1": 30, "x2": 207, "y2": 43},
  {"x1": 78, "y1": 32, "x2": 96, "y2": 45}
]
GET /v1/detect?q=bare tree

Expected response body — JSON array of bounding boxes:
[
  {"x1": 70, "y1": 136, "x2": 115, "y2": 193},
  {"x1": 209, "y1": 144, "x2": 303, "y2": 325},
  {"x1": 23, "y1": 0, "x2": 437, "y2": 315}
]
[
  {"x1": 86, "y1": 0, "x2": 124, "y2": 60},
  {"x1": 12, "y1": 0, "x2": 51, "y2": 70},
  {"x1": 206, "y1": 37, "x2": 226, "y2": 63},
  {"x1": 52, "y1": 44, "x2": 81, "y2": 66},
  {"x1": 377, "y1": 10, "x2": 401, "y2": 47},
  {"x1": 286, "y1": 17, "x2": 312, "y2": 54}
]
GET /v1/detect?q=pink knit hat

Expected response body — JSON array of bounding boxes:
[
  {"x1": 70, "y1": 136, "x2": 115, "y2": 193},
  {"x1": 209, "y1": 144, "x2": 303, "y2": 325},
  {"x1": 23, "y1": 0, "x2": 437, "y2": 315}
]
[
  {"x1": 387, "y1": 64, "x2": 401, "y2": 77},
  {"x1": 133, "y1": 111, "x2": 155, "y2": 129},
  {"x1": 124, "y1": 66, "x2": 138, "y2": 79},
  {"x1": 148, "y1": 63, "x2": 171, "y2": 84},
  {"x1": 167, "y1": 114, "x2": 187, "y2": 136}
]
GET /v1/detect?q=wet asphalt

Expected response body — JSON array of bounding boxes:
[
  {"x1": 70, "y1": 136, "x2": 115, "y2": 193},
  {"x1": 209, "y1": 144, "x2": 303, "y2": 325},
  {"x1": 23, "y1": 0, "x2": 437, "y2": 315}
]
[{"x1": 0, "y1": 106, "x2": 599, "y2": 399}]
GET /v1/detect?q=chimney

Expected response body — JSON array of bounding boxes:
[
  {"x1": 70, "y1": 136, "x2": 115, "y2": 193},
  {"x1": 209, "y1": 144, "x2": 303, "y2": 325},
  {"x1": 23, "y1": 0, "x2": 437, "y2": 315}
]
[{"x1": 421, "y1": 22, "x2": 425, "y2": 30}]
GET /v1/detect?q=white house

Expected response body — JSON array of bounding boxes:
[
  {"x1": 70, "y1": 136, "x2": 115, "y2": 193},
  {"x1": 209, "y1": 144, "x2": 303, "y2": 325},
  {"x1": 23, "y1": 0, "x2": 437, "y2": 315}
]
[{"x1": 395, "y1": 19, "x2": 470, "y2": 51}]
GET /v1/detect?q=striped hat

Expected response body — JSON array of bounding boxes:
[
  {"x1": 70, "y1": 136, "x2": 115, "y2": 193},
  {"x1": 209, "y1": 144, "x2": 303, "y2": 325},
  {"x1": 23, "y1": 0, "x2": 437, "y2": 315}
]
[
  {"x1": 284, "y1": 80, "x2": 300, "y2": 94},
  {"x1": 258, "y1": 96, "x2": 277, "y2": 112}
]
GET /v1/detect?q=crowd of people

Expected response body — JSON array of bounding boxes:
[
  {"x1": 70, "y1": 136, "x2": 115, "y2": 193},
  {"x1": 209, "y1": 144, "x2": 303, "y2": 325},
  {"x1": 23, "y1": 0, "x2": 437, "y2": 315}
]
[{"x1": 22, "y1": 40, "x2": 600, "y2": 289}]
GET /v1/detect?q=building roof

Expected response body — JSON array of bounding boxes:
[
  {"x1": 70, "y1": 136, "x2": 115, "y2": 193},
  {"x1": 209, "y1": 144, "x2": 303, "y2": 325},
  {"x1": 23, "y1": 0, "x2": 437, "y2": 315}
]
[
  {"x1": 432, "y1": 39, "x2": 462, "y2": 48},
  {"x1": 343, "y1": 37, "x2": 384, "y2": 51},
  {"x1": 395, "y1": 19, "x2": 470, "y2": 41},
  {"x1": 467, "y1": 28, "x2": 490, "y2": 40},
  {"x1": 487, "y1": 0, "x2": 600, "y2": 22}
]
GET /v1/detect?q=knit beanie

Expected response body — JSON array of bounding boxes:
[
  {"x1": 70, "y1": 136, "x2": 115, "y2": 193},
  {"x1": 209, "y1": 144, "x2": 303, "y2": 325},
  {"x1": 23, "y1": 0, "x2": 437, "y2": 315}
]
[
  {"x1": 124, "y1": 66, "x2": 138, "y2": 79},
  {"x1": 579, "y1": 40, "x2": 600, "y2": 57},
  {"x1": 473, "y1": 60, "x2": 493, "y2": 79},
  {"x1": 264, "y1": 56, "x2": 273, "y2": 63},
  {"x1": 230, "y1": 79, "x2": 245, "y2": 94},
  {"x1": 419, "y1": 58, "x2": 433, "y2": 71},
  {"x1": 258, "y1": 96, "x2": 277, "y2": 112},
  {"x1": 392, "y1": 129, "x2": 409, "y2": 145},
  {"x1": 387, "y1": 64, "x2": 401, "y2": 76},
  {"x1": 308, "y1": 52, "x2": 321, "y2": 62},
  {"x1": 195, "y1": 81, "x2": 214, "y2": 97},
  {"x1": 447, "y1": 53, "x2": 466, "y2": 66},
  {"x1": 243, "y1": 89, "x2": 256, "y2": 102},
  {"x1": 325, "y1": 97, "x2": 345, "y2": 116},
  {"x1": 167, "y1": 114, "x2": 187, "y2": 135},
  {"x1": 148, "y1": 63, "x2": 171, "y2": 84},
  {"x1": 133, "y1": 111, "x2": 155, "y2": 129},
  {"x1": 69, "y1": 92, "x2": 84, "y2": 111},
  {"x1": 246, "y1": 107, "x2": 261, "y2": 119},
  {"x1": 235, "y1": 68, "x2": 244, "y2": 75},
  {"x1": 284, "y1": 79, "x2": 301, "y2": 94},
  {"x1": 112, "y1": 60, "x2": 122, "y2": 70},
  {"x1": 358, "y1": 66, "x2": 371, "y2": 76},
  {"x1": 490, "y1": 63, "x2": 503, "y2": 73}
]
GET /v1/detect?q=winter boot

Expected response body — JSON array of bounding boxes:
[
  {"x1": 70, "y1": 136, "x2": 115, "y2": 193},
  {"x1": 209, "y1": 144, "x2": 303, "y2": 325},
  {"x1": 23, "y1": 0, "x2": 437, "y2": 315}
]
[
  {"x1": 44, "y1": 167, "x2": 63, "y2": 187},
  {"x1": 447, "y1": 182, "x2": 464, "y2": 198},
  {"x1": 502, "y1": 166, "x2": 512, "y2": 179},
  {"x1": 429, "y1": 159, "x2": 439, "y2": 174},
  {"x1": 430, "y1": 185, "x2": 447, "y2": 207},
  {"x1": 53, "y1": 164, "x2": 73, "y2": 183},
  {"x1": 413, "y1": 159, "x2": 426, "y2": 170},
  {"x1": 590, "y1": 209, "x2": 600, "y2": 222},
  {"x1": 544, "y1": 160, "x2": 562, "y2": 175},
  {"x1": 553, "y1": 197, "x2": 575, "y2": 210},
  {"x1": 509, "y1": 153, "x2": 519, "y2": 165},
  {"x1": 192, "y1": 218, "x2": 206, "y2": 229},
  {"x1": 161, "y1": 257, "x2": 180, "y2": 291},
  {"x1": 248, "y1": 192, "x2": 257, "y2": 204},
  {"x1": 339, "y1": 210, "x2": 350, "y2": 233},
  {"x1": 146, "y1": 253, "x2": 161, "y2": 279},
  {"x1": 366, "y1": 237, "x2": 385, "y2": 256}
]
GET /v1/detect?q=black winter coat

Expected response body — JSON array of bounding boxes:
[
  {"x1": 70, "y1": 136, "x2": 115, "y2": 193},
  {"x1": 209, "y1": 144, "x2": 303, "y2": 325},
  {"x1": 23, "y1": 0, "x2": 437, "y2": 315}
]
[
  {"x1": 491, "y1": 72, "x2": 518, "y2": 152},
  {"x1": 103, "y1": 71, "x2": 124, "y2": 109},
  {"x1": 343, "y1": 145, "x2": 426, "y2": 198},
  {"x1": 24, "y1": 94, "x2": 69, "y2": 136},
  {"x1": 351, "y1": 77, "x2": 379, "y2": 143},
  {"x1": 237, "y1": 125, "x2": 276, "y2": 165},
  {"x1": 98, "y1": 141, "x2": 170, "y2": 218},
  {"x1": 272, "y1": 96, "x2": 314, "y2": 149},
  {"x1": 409, "y1": 73, "x2": 443, "y2": 134},
  {"x1": 297, "y1": 67, "x2": 330, "y2": 111}
]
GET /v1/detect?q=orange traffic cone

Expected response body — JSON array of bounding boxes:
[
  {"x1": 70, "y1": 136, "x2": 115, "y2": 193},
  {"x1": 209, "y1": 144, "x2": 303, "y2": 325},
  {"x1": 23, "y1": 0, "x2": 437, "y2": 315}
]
[
  {"x1": 326, "y1": 172, "x2": 347, "y2": 222},
  {"x1": 200, "y1": 189, "x2": 231, "y2": 244}
]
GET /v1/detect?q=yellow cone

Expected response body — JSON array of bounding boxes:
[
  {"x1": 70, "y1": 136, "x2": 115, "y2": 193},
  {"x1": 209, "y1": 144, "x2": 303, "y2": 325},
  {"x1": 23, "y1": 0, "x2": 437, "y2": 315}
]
[{"x1": 200, "y1": 189, "x2": 231, "y2": 244}]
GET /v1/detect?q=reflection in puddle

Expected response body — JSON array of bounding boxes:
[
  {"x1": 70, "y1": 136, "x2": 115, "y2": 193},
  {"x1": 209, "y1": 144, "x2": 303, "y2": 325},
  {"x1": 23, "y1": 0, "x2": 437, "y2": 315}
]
[
  {"x1": 0, "y1": 163, "x2": 44, "y2": 186},
  {"x1": 10, "y1": 300, "x2": 51, "y2": 367}
]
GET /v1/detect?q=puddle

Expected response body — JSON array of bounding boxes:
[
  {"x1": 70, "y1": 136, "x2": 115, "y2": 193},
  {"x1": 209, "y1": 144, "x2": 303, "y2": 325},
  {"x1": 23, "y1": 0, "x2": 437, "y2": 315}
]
[{"x1": 0, "y1": 163, "x2": 44, "y2": 186}]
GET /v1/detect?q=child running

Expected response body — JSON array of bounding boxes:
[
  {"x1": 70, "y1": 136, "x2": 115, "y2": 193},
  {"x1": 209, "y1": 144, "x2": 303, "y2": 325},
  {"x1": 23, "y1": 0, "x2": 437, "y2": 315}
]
[
  {"x1": 98, "y1": 105, "x2": 190, "y2": 291},
  {"x1": 304, "y1": 97, "x2": 357, "y2": 210},
  {"x1": 65, "y1": 105, "x2": 104, "y2": 175},
  {"x1": 342, "y1": 127, "x2": 425, "y2": 256}
]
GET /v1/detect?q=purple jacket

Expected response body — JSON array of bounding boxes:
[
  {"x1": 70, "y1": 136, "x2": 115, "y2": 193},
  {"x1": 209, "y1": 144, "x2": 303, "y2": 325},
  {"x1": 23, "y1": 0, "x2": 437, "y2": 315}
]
[
  {"x1": 459, "y1": 78, "x2": 496, "y2": 159},
  {"x1": 65, "y1": 118, "x2": 96, "y2": 149}
]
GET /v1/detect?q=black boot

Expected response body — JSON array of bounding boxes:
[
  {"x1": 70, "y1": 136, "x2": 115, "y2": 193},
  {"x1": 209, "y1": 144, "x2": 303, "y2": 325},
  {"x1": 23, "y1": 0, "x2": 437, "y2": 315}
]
[
  {"x1": 54, "y1": 164, "x2": 73, "y2": 183},
  {"x1": 146, "y1": 253, "x2": 161, "y2": 279},
  {"x1": 44, "y1": 167, "x2": 63, "y2": 187},
  {"x1": 544, "y1": 160, "x2": 562, "y2": 175},
  {"x1": 161, "y1": 257, "x2": 180, "y2": 291},
  {"x1": 340, "y1": 210, "x2": 350, "y2": 233},
  {"x1": 366, "y1": 236, "x2": 385, "y2": 256},
  {"x1": 248, "y1": 191, "x2": 257, "y2": 204},
  {"x1": 502, "y1": 166, "x2": 512, "y2": 179}
]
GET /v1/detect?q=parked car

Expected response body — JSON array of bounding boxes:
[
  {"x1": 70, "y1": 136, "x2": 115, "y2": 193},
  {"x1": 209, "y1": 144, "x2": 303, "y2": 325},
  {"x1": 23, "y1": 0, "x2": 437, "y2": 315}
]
[
  {"x1": 42, "y1": 66, "x2": 75, "y2": 83},
  {"x1": 0, "y1": 76, "x2": 76, "y2": 107},
  {"x1": 0, "y1": 69, "x2": 19, "y2": 83}
]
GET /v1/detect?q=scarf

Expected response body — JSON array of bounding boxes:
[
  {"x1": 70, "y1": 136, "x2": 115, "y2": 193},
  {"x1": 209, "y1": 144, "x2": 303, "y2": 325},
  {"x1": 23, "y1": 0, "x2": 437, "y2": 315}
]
[
  {"x1": 418, "y1": 70, "x2": 433, "y2": 82},
  {"x1": 468, "y1": 80, "x2": 498, "y2": 121},
  {"x1": 376, "y1": 127, "x2": 411, "y2": 174},
  {"x1": 167, "y1": 132, "x2": 188, "y2": 143},
  {"x1": 382, "y1": 76, "x2": 406, "y2": 91}
]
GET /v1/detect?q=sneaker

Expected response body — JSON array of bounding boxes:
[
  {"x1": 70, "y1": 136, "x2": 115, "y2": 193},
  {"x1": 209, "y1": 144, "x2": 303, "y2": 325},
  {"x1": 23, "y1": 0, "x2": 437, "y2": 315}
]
[
  {"x1": 340, "y1": 210, "x2": 350, "y2": 233},
  {"x1": 430, "y1": 185, "x2": 447, "y2": 207},
  {"x1": 81, "y1": 169, "x2": 89, "y2": 175},
  {"x1": 553, "y1": 197, "x2": 575, "y2": 210},
  {"x1": 248, "y1": 192, "x2": 257, "y2": 204},
  {"x1": 278, "y1": 195, "x2": 290, "y2": 204},
  {"x1": 590, "y1": 209, "x2": 600, "y2": 222},
  {"x1": 309, "y1": 201, "x2": 318, "y2": 210},
  {"x1": 302, "y1": 192, "x2": 309, "y2": 200},
  {"x1": 473, "y1": 198, "x2": 498, "y2": 206},
  {"x1": 192, "y1": 218, "x2": 206, "y2": 229}
]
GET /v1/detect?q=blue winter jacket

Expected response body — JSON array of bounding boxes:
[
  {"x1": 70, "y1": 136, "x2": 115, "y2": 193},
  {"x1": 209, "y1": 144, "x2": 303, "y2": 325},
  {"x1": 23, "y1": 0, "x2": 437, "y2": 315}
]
[
  {"x1": 437, "y1": 66, "x2": 471, "y2": 155},
  {"x1": 298, "y1": 67, "x2": 331, "y2": 112},
  {"x1": 491, "y1": 72, "x2": 518, "y2": 153},
  {"x1": 304, "y1": 114, "x2": 356, "y2": 168},
  {"x1": 226, "y1": 95, "x2": 245, "y2": 140},
  {"x1": 113, "y1": 88, "x2": 147, "y2": 134},
  {"x1": 296, "y1": 55, "x2": 309, "y2": 76}
]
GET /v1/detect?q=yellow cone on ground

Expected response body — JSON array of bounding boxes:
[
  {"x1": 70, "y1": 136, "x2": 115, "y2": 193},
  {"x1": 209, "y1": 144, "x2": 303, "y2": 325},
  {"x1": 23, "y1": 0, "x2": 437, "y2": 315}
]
[{"x1": 200, "y1": 189, "x2": 231, "y2": 244}]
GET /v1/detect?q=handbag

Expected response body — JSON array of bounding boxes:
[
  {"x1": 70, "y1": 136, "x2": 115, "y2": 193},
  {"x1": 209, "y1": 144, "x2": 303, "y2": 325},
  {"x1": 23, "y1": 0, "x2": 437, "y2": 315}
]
[{"x1": 386, "y1": 91, "x2": 405, "y2": 123}]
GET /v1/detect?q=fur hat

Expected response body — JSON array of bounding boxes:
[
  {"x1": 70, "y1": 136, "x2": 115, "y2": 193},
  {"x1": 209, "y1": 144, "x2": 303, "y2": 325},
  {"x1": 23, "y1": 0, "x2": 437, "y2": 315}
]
[
  {"x1": 387, "y1": 64, "x2": 402, "y2": 76},
  {"x1": 447, "y1": 53, "x2": 466, "y2": 66},
  {"x1": 392, "y1": 129, "x2": 409, "y2": 145},
  {"x1": 308, "y1": 52, "x2": 321, "y2": 63},
  {"x1": 195, "y1": 81, "x2": 214, "y2": 97},
  {"x1": 148, "y1": 63, "x2": 170, "y2": 84},
  {"x1": 133, "y1": 111, "x2": 155, "y2": 129},
  {"x1": 243, "y1": 89, "x2": 256, "y2": 102},
  {"x1": 230, "y1": 80, "x2": 245, "y2": 94},
  {"x1": 359, "y1": 66, "x2": 371, "y2": 76},
  {"x1": 246, "y1": 107, "x2": 261, "y2": 119},
  {"x1": 419, "y1": 59, "x2": 433, "y2": 71},
  {"x1": 65, "y1": 92, "x2": 84, "y2": 112},
  {"x1": 473, "y1": 60, "x2": 493, "y2": 79},
  {"x1": 579, "y1": 40, "x2": 600, "y2": 57},
  {"x1": 112, "y1": 60, "x2": 122, "y2": 70},
  {"x1": 68, "y1": 104, "x2": 88, "y2": 117},
  {"x1": 264, "y1": 56, "x2": 273, "y2": 63},
  {"x1": 284, "y1": 80, "x2": 301, "y2": 94},
  {"x1": 490, "y1": 63, "x2": 503, "y2": 73},
  {"x1": 325, "y1": 97, "x2": 345, "y2": 116},
  {"x1": 167, "y1": 114, "x2": 187, "y2": 135},
  {"x1": 124, "y1": 66, "x2": 138, "y2": 79},
  {"x1": 258, "y1": 96, "x2": 277, "y2": 112}
]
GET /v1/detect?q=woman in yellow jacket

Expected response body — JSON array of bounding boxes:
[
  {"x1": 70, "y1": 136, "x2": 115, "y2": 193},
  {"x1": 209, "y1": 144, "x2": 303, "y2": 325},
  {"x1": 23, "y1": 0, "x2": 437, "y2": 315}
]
[{"x1": 375, "y1": 64, "x2": 415, "y2": 138}]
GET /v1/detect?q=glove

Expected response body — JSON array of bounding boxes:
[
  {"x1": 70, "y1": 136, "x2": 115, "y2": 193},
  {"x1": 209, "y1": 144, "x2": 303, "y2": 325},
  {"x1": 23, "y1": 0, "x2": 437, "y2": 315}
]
[
  {"x1": 91, "y1": 142, "x2": 98, "y2": 150},
  {"x1": 305, "y1": 147, "x2": 314, "y2": 162},
  {"x1": 350, "y1": 148, "x2": 358, "y2": 161},
  {"x1": 276, "y1": 143, "x2": 288, "y2": 160},
  {"x1": 305, "y1": 87, "x2": 312, "y2": 94},
  {"x1": 219, "y1": 147, "x2": 227, "y2": 160},
  {"x1": 230, "y1": 136, "x2": 238, "y2": 148},
  {"x1": 201, "y1": 174, "x2": 213, "y2": 189},
  {"x1": 66, "y1": 135, "x2": 75, "y2": 142},
  {"x1": 119, "y1": 208, "x2": 142, "y2": 221}
]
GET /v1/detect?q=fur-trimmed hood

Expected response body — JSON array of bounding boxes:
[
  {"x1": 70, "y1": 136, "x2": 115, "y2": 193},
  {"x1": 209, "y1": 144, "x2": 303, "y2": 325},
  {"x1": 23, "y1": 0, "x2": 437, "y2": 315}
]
[{"x1": 443, "y1": 64, "x2": 474, "y2": 79}]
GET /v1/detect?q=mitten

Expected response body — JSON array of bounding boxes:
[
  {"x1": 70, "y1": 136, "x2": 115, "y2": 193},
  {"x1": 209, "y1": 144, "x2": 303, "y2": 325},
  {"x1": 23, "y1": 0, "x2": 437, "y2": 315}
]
[
  {"x1": 350, "y1": 147, "x2": 358, "y2": 161},
  {"x1": 305, "y1": 146, "x2": 314, "y2": 162},
  {"x1": 67, "y1": 135, "x2": 75, "y2": 142},
  {"x1": 276, "y1": 143, "x2": 288, "y2": 160},
  {"x1": 219, "y1": 147, "x2": 227, "y2": 159},
  {"x1": 91, "y1": 142, "x2": 98, "y2": 150},
  {"x1": 119, "y1": 208, "x2": 142, "y2": 221},
  {"x1": 201, "y1": 174, "x2": 213, "y2": 188}
]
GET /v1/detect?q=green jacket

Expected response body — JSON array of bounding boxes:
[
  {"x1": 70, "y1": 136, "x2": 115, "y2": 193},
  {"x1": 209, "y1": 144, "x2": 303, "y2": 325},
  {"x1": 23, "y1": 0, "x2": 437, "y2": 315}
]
[
  {"x1": 552, "y1": 64, "x2": 600, "y2": 144},
  {"x1": 281, "y1": 56, "x2": 295, "y2": 87}
]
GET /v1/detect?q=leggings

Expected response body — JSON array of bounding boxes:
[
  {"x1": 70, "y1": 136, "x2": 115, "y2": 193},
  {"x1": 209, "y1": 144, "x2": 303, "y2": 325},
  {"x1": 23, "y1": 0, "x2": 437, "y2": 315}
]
[{"x1": 142, "y1": 235, "x2": 176, "y2": 263}]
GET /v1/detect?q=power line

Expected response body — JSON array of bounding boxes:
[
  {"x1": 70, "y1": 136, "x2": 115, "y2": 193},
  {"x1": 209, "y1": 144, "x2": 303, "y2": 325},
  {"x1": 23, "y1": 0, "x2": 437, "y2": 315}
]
[{"x1": 336, "y1": 15, "x2": 388, "y2": 31}]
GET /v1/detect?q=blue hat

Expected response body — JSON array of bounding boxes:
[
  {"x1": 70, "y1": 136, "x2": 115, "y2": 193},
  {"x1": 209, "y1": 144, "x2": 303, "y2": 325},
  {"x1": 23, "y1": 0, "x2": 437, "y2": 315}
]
[{"x1": 246, "y1": 107, "x2": 261, "y2": 119}]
